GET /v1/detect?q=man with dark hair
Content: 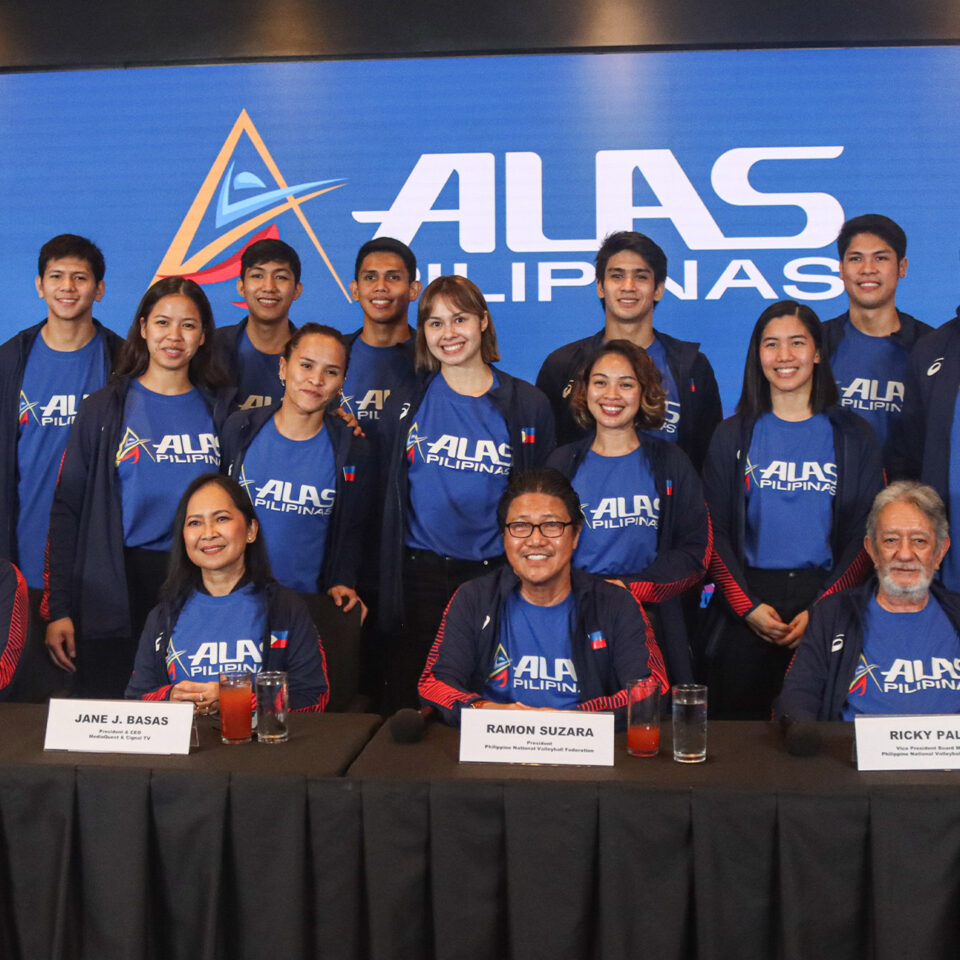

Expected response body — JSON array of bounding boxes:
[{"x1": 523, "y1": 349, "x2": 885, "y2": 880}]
[
  {"x1": 0, "y1": 234, "x2": 122, "y2": 699},
  {"x1": 342, "y1": 236, "x2": 422, "y2": 435},
  {"x1": 823, "y1": 214, "x2": 931, "y2": 468},
  {"x1": 215, "y1": 237, "x2": 302, "y2": 409},
  {"x1": 418, "y1": 468, "x2": 665, "y2": 726},
  {"x1": 777, "y1": 481, "x2": 960, "y2": 720},
  {"x1": 536, "y1": 231, "x2": 721, "y2": 471}
]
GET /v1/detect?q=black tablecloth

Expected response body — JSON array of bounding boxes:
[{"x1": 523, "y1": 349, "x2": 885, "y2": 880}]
[
  {"x1": 5, "y1": 706, "x2": 960, "y2": 960},
  {"x1": 347, "y1": 720, "x2": 960, "y2": 960},
  {"x1": 0, "y1": 703, "x2": 380, "y2": 960}
]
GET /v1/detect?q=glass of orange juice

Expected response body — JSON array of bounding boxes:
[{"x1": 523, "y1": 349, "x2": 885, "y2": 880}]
[
  {"x1": 219, "y1": 671, "x2": 253, "y2": 744},
  {"x1": 627, "y1": 678, "x2": 660, "y2": 757}
]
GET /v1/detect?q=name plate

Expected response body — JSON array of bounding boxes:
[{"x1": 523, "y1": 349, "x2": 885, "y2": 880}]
[
  {"x1": 44, "y1": 698, "x2": 194, "y2": 755},
  {"x1": 459, "y1": 708, "x2": 615, "y2": 766},
  {"x1": 854, "y1": 714, "x2": 960, "y2": 770}
]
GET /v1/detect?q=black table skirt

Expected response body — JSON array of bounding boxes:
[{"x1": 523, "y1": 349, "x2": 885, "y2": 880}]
[{"x1": 4, "y1": 705, "x2": 960, "y2": 960}]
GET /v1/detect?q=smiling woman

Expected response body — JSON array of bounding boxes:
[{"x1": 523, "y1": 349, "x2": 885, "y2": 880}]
[
  {"x1": 44, "y1": 277, "x2": 235, "y2": 699},
  {"x1": 378, "y1": 275, "x2": 557, "y2": 711},
  {"x1": 702, "y1": 300, "x2": 884, "y2": 718},
  {"x1": 125, "y1": 474, "x2": 328, "y2": 711}
]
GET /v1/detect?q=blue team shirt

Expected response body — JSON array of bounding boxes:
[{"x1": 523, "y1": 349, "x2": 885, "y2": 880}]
[
  {"x1": 842, "y1": 595, "x2": 960, "y2": 719},
  {"x1": 240, "y1": 420, "x2": 336, "y2": 593},
  {"x1": 643, "y1": 336, "x2": 680, "y2": 444},
  {"x1": 236, "y1": 328, "x2": 284, "y2": 410},
  {"x1": 482, "y1": 590, "x2": 580, "y2": 708},
  {"x1": 944, "y1": 389, "x2": 960, "y2": 590},
  {"x1": 571, "y1": 448, "x2": 659, "y2": 576},
  {"x1": 745, "y1": 412, "x2": 836, "y2": 570},
  {"x1": 831, "y1": 320, "x2": 907, "y2": 451},
  {"x1": 16, "y1": 331, "x2": 108, "y2": 587},
  {"x1": 165, "y1": 584, "x2": 267, "y2": 682},
  {"x1": 340, "y1": 336, "x2": 416, "y2": 437},
  {"x1": 405, "y1": 374, "x2": 511, "y2": 560},
  {"x1": 116, "y1": 382, "x2": 220, "y2": 550}
]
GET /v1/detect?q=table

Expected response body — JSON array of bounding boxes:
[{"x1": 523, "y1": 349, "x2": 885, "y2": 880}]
[
  {"x1": 0, "y1": 703, "x2": 381, "y2": 960},
  {"x1": 347, "y1": 719, "x2": 960, "y2": 960}
]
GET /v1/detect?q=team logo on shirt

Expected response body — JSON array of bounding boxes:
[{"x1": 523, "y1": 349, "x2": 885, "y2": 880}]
[
  {"x1": 249, "y1": 474, "x2": 335, "y2": 516},
  {"x1": 115, "y1": 429, "x2": 220, "y2": 467},
  {"x1": 341, "y1": 389, "x2": 392, "y2": 421},
  {"x1": 839, "y1": 378, "x2": 904, "y2": 415},
  {"x1": 405, "y1": 423, "x2": 511, "y2": 474},
  {"x1": 116, "y1": 427, "x2": 156, "y2": 465},
  {"x1": 865, "y1": 656, "x2": 960, "y2": 695},
  {"x1": 580, "y1": 495, "x2": 659, "y2": 530},
  {"x1": 166, "y1": 637, "x2": 263, "y2": 679},
  {"x1": 848, "y1": 654, "x2": 882, "y2": 698},
  {"x1": 18, "y1": 390, "x2": 88, "y2": 428},
  {"x1": 513, "y1": 656, "x2": 578, "y2": 695},
  {"x1": 745, "y1": 455, "x2": 837, "y2": 494},
  {"x1": 405, "y1": 423, "x2": 428, "y2": 463},
  {"x1": 488, "y1": 643, "x2": 511, "y2": 688}
]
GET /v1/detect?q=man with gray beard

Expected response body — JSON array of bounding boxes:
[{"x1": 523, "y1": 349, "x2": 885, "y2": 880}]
[{"x1": 777, "y1": 481, "x2": 960, "y2": 720}]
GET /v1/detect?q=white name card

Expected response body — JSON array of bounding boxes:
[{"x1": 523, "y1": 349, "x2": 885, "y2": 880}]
[
  {"x1": 44, "y1": 698, "x2": 195, "y2": 755},
  {"x1": 459, "y1": 708, "x2": 615, "y2": 766},
  {"x1": 854, "y1": 714, "x2": 960, "y2": 770}
]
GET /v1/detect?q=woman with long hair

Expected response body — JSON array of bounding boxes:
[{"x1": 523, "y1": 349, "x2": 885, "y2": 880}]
[
  {"x1": 379, "y1": 275, "x2": 555, "y2": 710},
  {"x1": 45, "y1": 277, "x2": 234, "y2": 698},
  {"x1": 702, "y1": 300, "x2": 884, "y2": 718},
  {"x1": 125, "y1": 473, "x2": 328, "y2": 710},
  {"x1": 547, "y1": 339, "x2": 709, "y2": 686}
]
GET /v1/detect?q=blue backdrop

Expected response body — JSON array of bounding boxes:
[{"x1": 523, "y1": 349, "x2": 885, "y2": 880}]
[{"x1": 2, "y1": 47, "x2": 958, "y2": 410}]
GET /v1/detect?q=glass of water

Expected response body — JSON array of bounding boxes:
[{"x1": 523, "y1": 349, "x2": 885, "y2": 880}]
[
  {"x1": 672, "y1": 684, "x2": 707, "y2": 763},
  {"x1": 255, "y1": 671, "x2": 289, "y2": 743}
]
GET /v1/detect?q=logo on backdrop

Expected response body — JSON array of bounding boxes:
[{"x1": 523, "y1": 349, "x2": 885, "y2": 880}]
[{"x1": 153, "y1": 110, "x2": 351, "y2": 303}]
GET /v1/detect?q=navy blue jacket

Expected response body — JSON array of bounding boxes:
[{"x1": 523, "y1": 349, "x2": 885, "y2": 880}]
[
  {"x1": 0, "y1": 560, "x2": 28, "y2": 700},
  {"x1": 822, "y1": 310, "x2": 932, "y2": 471},
  {"x1": 547, "y1": 434, "x2": 709, "y2": 683},
  {"x1": 378, "y1": 367, "x2": 556, "y2": 631},
  {"x1": 0, "y1": 320, "x2": 122, "y2": 565},
  {"x1": 703, "y1": 407, "x2": 884, "y2": 620},
  {"x1": 535, "y1": 328, "x2": 722, "y2": 472},
  {"x1": 221, "y1": 403, "x2": 374, "y2": 591},
  {"x1": 418, "y1": 565, "x2": 661, "y2": 729},
  {"x1": 889, "y1": 310, "x2": 960, "y2": 498},
  {"x1": 776, "y1": 579, "x2": 960, "y2": 721},
  {"x1": 125, "y1": 580, "x2": 329, "y2": 710},
  {"x1": 45, "y1": 376, "x2": 235, "y2": 639}
]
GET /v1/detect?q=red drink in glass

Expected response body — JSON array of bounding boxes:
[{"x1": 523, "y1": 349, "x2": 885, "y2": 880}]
[
  {"x1": 627, "y1": 723, "x2": 660, "y2": 757},
  {"x1": 219, "y1": 673, "x2": 252, "y2": 744}
]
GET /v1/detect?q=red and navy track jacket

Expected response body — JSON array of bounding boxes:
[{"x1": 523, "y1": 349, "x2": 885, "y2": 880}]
[
  {"x1": 0, "y1": 560, "x2": 28, "y2": 700},
  {"x1": 125, "y1": 580, "x2": 329, "y2": 710},
  {"x1": 547, "y1": 433, "x2": 710, "y2": 684},
  {"x1": 703, "y1": 406, "x2": 884, "y2": 621},
  {"x1": 418, "y1": 565, "x2": 666, "y2": 730}
]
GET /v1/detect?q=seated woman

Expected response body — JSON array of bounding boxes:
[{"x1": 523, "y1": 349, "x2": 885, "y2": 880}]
[
  {"x1": 418, "y1": 468, "x2": 661, "y2": 729},
  {"x1": 125, "y1": 473, "x2": 328, "y2": 711},
  {"x1": 547, "y1": 339, "x2": 709, "y2": 685}
]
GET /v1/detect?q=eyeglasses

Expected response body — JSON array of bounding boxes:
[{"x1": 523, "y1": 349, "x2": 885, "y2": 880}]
[{"x1": 504, "y1": 520, "x2": 573, "y2": 539}]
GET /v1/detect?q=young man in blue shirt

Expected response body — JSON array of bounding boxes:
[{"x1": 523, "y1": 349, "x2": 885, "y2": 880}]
[
  {"x1": 0, "y1": 234, "x2": 122, "y2": 699},
  {"x1": 215, "y1": 238, "x2": 302, "y2": 409},
  {"x1": 536, "y1": 231, "x2": 722, "y2": 472},
  {"x1": 822, "y1": 214, "x2": 931, "y2": 469}
]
